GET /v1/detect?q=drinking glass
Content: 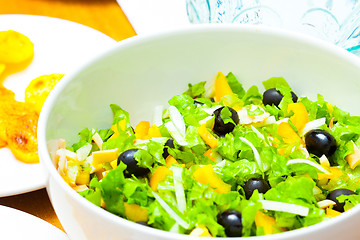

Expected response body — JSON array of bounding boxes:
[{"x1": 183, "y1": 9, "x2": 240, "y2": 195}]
[{"x1": 186, "y1": 0, "x2": 360, "y2": 55}]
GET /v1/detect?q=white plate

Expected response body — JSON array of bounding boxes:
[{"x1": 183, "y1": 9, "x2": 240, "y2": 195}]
[
  {"x1": 0, "y1": 205, "x2": 69, "y2": 239},
  {"x1": 0, "y1": 14, "x2": 116, "y2": 197}
]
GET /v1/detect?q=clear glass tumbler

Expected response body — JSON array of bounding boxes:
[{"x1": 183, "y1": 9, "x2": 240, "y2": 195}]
[{"x1": 186, "y1": 0, "x2": 360, "y2": 55}]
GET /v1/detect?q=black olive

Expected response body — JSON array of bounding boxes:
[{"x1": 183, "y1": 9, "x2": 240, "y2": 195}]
[
  {"x1": 304, "y1": 129, "x2": 337, "y2": 158},
  {"x1": 213, "y1": 107, "x2": 239, "y2": 135},
  {"x1": 162, "y1": 138, "x2": 175, "y2": 159},
  {"x1": 262, "y1": 88, "x2": 298, "y2": 107},
  {"x1": 117, "y1": 149, "x2": 149, "y2": 177},
  {"x1": 327, "y1": 189, "x2": 357, "y2": 212},
  {"x1": 243, "y1": 178, "x2": 271, "y2": 200},
  {"x1": 217, "y1": 210, "x2": 243, "y2": 237}
]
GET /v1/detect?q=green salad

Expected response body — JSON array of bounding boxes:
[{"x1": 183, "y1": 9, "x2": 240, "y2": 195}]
[{"x1": 54, "y1": 72, "x2": 360, "y2": 237}]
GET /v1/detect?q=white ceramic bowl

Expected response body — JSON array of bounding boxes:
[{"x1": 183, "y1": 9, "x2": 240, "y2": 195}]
[{"x1": 38, "y1": 25, "x2": 360, "y2": 240}]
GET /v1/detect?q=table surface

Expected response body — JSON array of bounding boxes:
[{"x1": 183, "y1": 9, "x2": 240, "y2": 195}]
[{"x1": 0, "y1": 0, "x2": 136, "y2": 233}]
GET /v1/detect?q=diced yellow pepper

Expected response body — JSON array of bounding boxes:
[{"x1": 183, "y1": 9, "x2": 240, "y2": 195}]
[
  {"x1": 317, "y1": 167, "x2": 343, "y2": 180},
  {"x1": 287, "y1": 102, "x2": 309, "y2": 132},
  {"x1": 198, "y1": 124, "x2": 218, "y2": 148},
  {"x1": 150, "y1": 166, "x2": 172, "y2": 191},
  {"x1": 204, "y1": 149, "x2": 216, "y2": 162},
  {"x1": 193, "y1": 165, "x2": 231, "y2": 194},
  {"x1": 148, "y1": 124, "x2": 162, "y2": 138},
  {"x1": 190, "y1": 225, "x2": 212, "y2": 237},
  {"x1": 326, "y1": 208, "x2": 341, "y2": 218},
  {"x1": 92, "y1": 149, "x2": 119, "y2": 166},
  {"x1": 255, "y1": 211, "x2": 277, "y2": 235},
  {"x1": 214, "y1": 71, "x2": 233, "y2": 102},
  {"x1": 76, "y1": 170, "x2": 90, "y2": 185},
  {"x1": 134, "y1": 121, "x2": 150, "y2": 140},
  {"x1": 110, "y1": 159, "x2": 118, "y2": 169},
  {"x1": 165, "y1": 155, "x2": 179, "y2": 168},
  {"x1": 124, "y1": 203, "x2": 149, "y2": 222},
  {"x1": 277, "y1": 122, "x2": 304, "y2": 145},
  {"x1": 345, "y1": 141, "x2": 360, "y2": 169}
]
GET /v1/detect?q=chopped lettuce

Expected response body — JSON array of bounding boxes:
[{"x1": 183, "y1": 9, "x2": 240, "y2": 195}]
[{"x1": 60, "y1": 73, "x2": 360, "y2": 238}]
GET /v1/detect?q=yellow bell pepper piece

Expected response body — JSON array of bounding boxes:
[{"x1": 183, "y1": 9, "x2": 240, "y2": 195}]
[
  {"x1": 193, "y1": 165, "x2": 231, "y2": 194},
  {"x1": 198, "y1": 124, "x2": 218, "y2": 149},
  {"x1": 165, "y1": 155, "x2": 179, "y2": 168},
  {"x1": 124, "y1": 203, "x2": 149, "y2": 222},
  {"x1": 317, "y1": 167, "x2": 343, "y2": 180},
  {"x1": 110, "y1": 159, "x2": 117, "y2": 169},
  {"x1": 190, "y1": 225, "x2": 212, "y2": 237},
  {"x1": 92, "y1": 149, "x2": 119, "y2": 166},
  {"x1": 135, "y1": 121, "x2": 150, "y2": 140},
  {"x1": 287, "y1": 102, "x2": 309, "y2": 132},
  {"x1": 277, "y1": 122, "x2": 304, "y2": 145},
  {"x1": 150, "y1": 166, "x2": 172, "y2": 191},
  {"x1": 148, "y1": 124, "x2": 162, "y2": 138},
  {"x1": 76, "y1": 170, "x2": 90, "y2": 185},
  {"x1": 255, "y1": 211, "x2": 277, "y2": 235},
  {"x1": 326, "y1": 208, "x2": 341, "y2": 218},
  {"x1": 345, "y1": 141, "x2": 360, "y2": 169},
  {"x1": 204, "y1": 149, "x2": 216, "y2": 162},
  {"x1": 214, "y1": 71, "x2": 233, "y2": 102}
]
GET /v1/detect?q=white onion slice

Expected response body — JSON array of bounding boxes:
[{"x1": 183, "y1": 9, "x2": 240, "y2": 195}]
[
  {"x1": 202, "y1": 105, "x2": 222, "y2": 115},
  {"x1": 198, "y1": 116, "x2": 214, "y2": 126},
  {"x1": 168, "y1": 106, "x2": 186, "y2": 136},
  {"x1": 152, "y1": 191, "x2": 190, "y2": 229},
  {"x1": 259, "y1": 200, "x2": 309, "y2": 216},
  {"x1": 239, "y1": 137, "x2": 263, "y2": 172},
  {"x1": 172, "y1": 166, "x2": 186, "y2": 214},
  {"x1": 317, "y1": 199, "x2": 336, "y2": 209},
  {"x1": 286, "y1": 159, "x2": 330, "y2": 174},
  {"x1": 250, "y1": 125, "x2": 265, "y2": 141},
  {"x1": 76, "y1": 143, "x2": 92, "y2": 161},
  {"x1": 301, "y1": 118, "x2": 326, "y2": 136},
  {"x1": 153, "y1": 105, "x2": 164, "y2": 126},
  {"x1": 165, "y1": 121, "x2": 187, "y2": 146}
]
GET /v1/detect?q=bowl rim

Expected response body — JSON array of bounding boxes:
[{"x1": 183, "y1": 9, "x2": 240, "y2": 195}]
[{"x1": 38, "y1": 24, "x2": 360, "y2": 239}]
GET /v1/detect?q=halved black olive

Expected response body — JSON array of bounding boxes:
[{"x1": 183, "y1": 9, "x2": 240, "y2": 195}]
[
  {"x1": 327, "y1": 188, "x2": 357, "y2": 212},
  {"x1": 213, "y1": 107, "x2": 239, "y2": 136},
  {"x1": 262, "y1": 88, "x2": 298, "y2": 107},
  {"x1": 117, "y1": 149, "x2": 149, "y2": 177}
]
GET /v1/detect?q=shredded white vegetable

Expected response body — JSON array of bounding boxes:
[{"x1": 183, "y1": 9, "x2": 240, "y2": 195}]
[
  {"x1": 76, "y1": 143, "x2": 92, "y2": 161},
  {"x1": 202, "y1": 105, "x2": 222, "y2": 115},
  {"x1": 250, "y1": 125, "x2": 265, "y2": 141},
  {"x1": 152, "y1": 191, "x2": 190, "y2": 229},
  {"x1": 168, "y1": 106, "x2": 186, "y2": 136},
  {"x1": 317, "y1": 199, "x2": 336, "y2": 209},
  {"x1": 286, "y1": 159, "x2": 330, "y2": 174},
  {"x1": 165, "y1": 121, "x2": 187, "y2": 146},
  {"x1": 92, "y1": 132, "x2": 103, "y2": 150},
  {"x1": 301, "y1": 118, "x2": 326, "y2": 136},
  {"x1": 198, "y1": 116, "x2": 214, "y2": 126},
  {"x1": 172, "y1": 166, "x2": 186, "y2": 214},
  {"x1": 239, "y1": 137, "x2": 264, "y2": 172},
  {"x1": 259, "y1": 200, "x2": 309, "y2": 216},
  {"x1": 153, "y1": 105, "x2": 164, "y2": 127}
]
